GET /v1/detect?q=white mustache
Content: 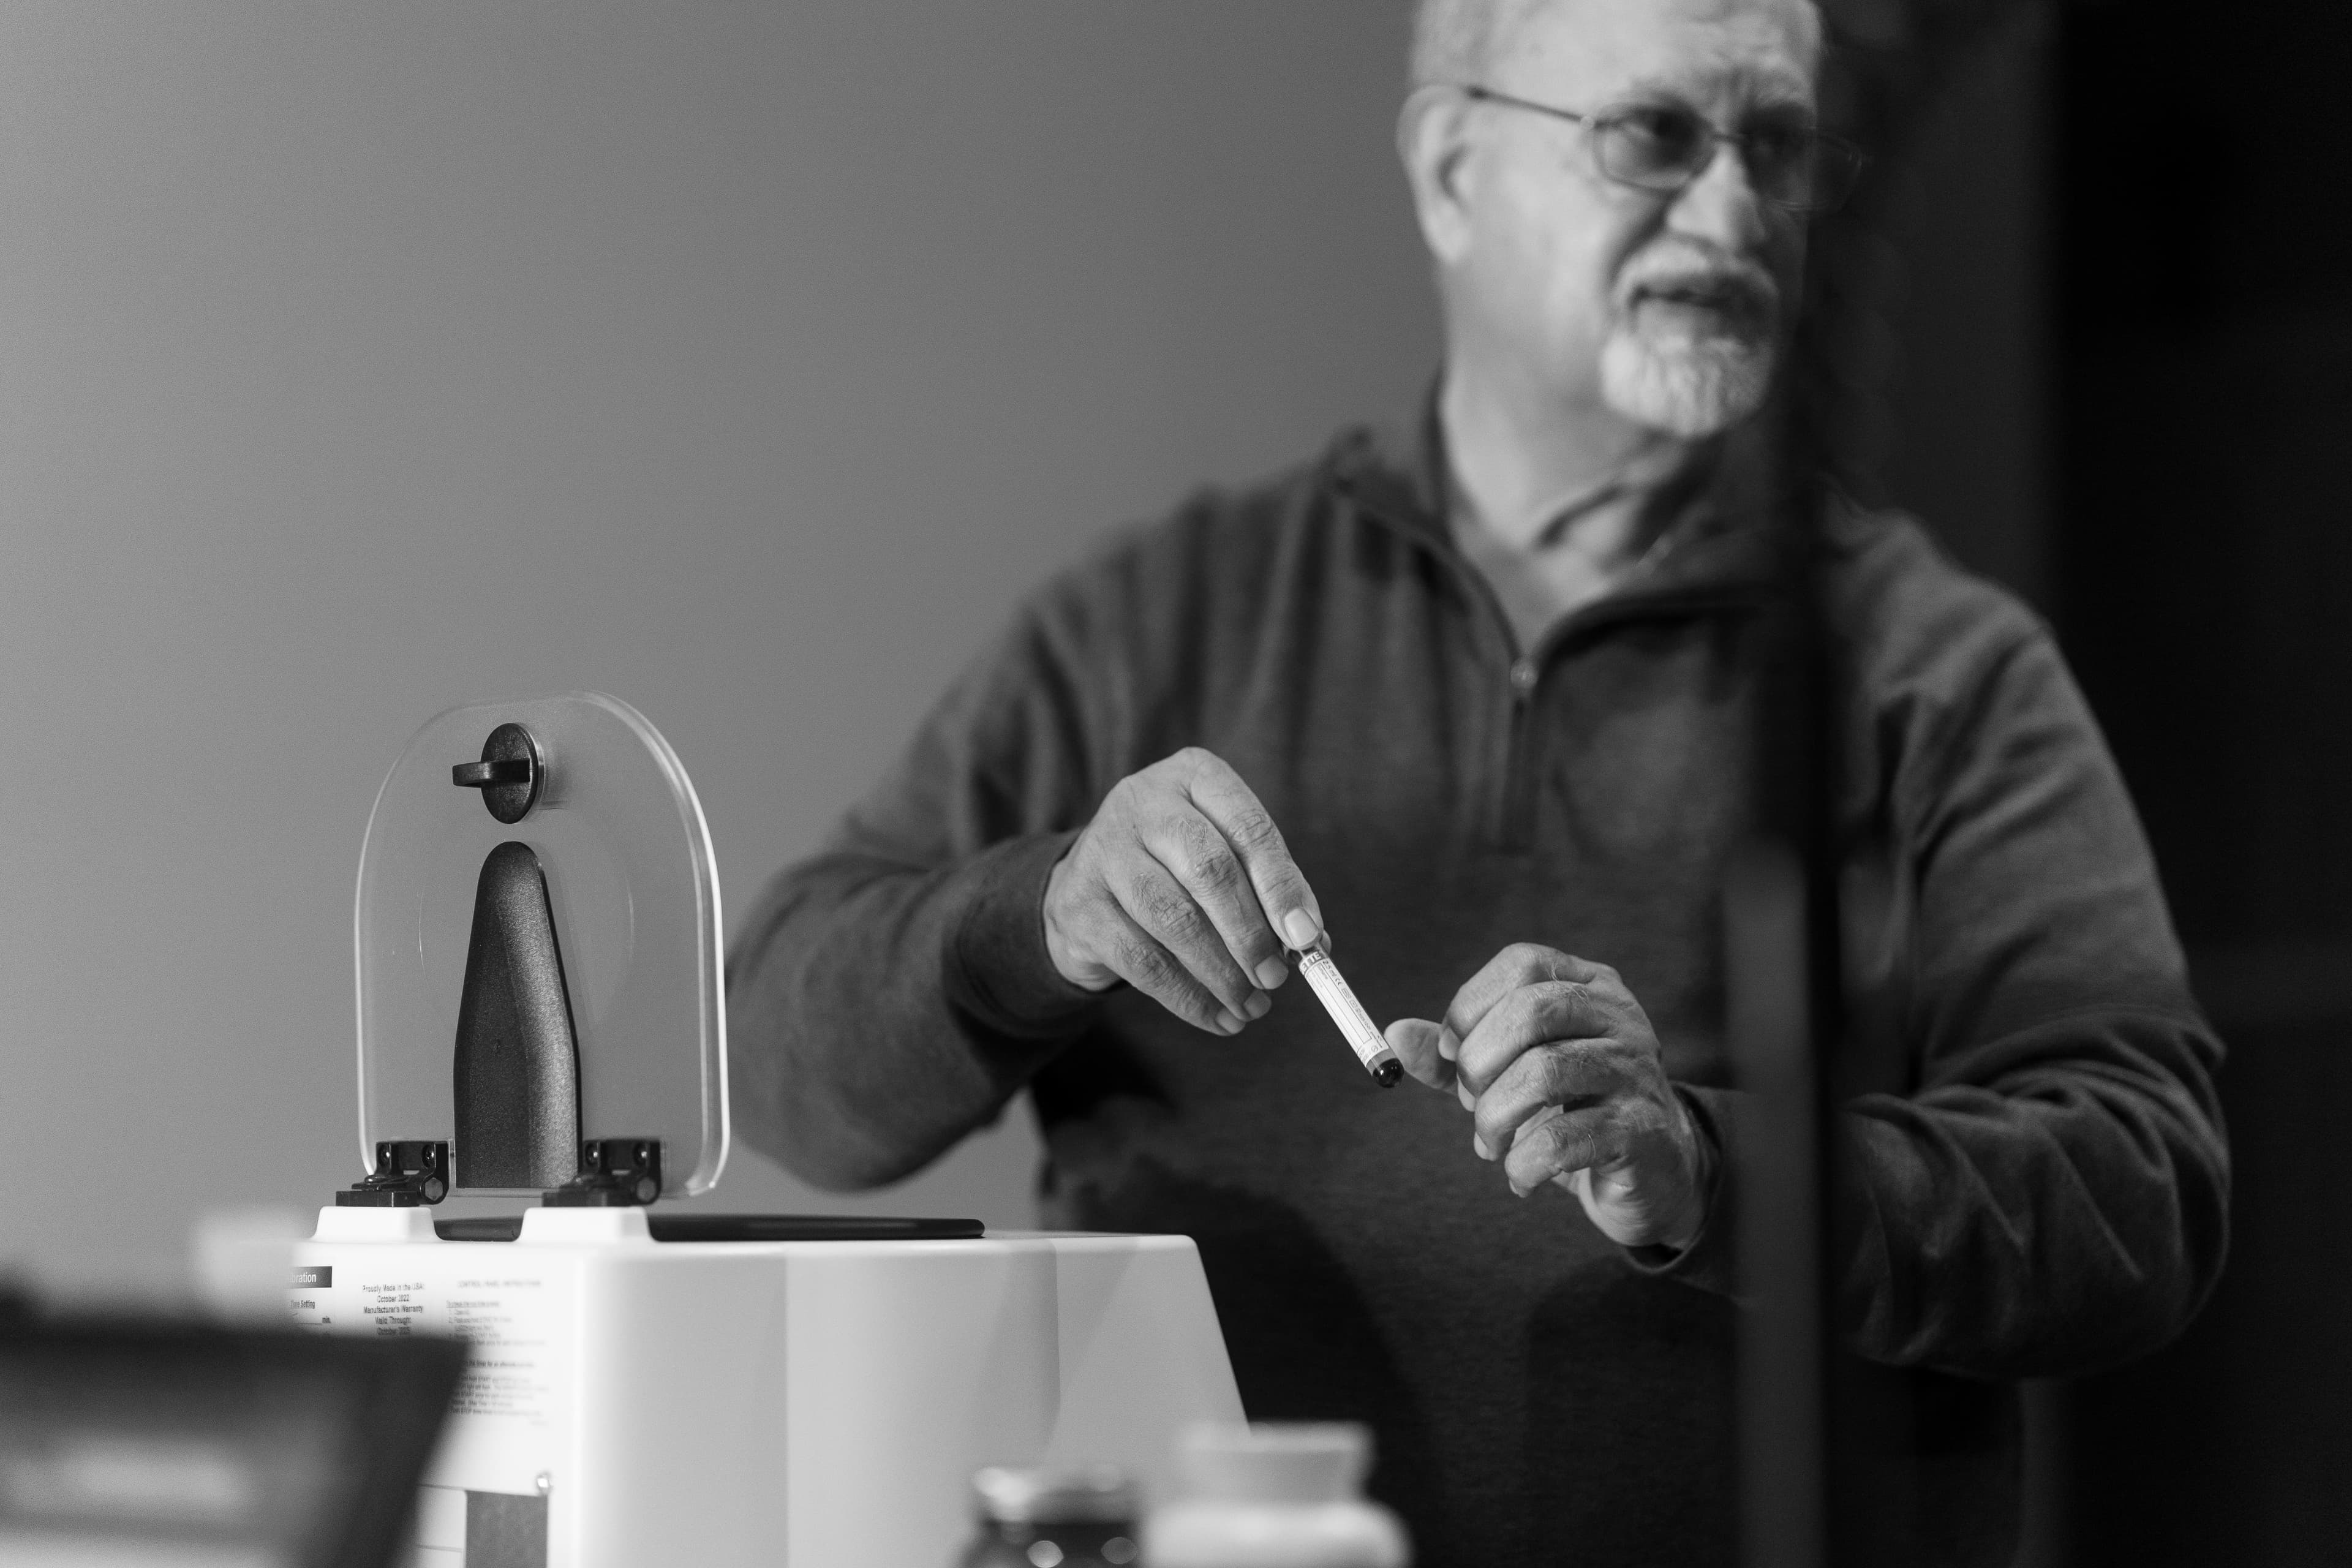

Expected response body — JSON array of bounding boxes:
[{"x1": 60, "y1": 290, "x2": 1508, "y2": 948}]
[{"x1": 1617, "y1": 251, "x2": 1781, "y2": 322}]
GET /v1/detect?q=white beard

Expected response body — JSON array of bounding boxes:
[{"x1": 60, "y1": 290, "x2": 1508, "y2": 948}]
[{"x1": 1599, "y1": 320, "x2": 1776, "y2": 438}]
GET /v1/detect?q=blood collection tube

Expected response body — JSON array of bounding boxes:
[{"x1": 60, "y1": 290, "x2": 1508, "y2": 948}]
[{"x1": 1292, "y1": 939, "x2": 1404, "y2": 1087}]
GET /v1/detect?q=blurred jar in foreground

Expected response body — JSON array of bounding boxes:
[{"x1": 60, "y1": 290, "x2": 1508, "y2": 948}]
[
  {"x1": 1144, "y1": 1422, "x2": 1410, "y2": 1568},
  {"x1": 961, "y1": 1465, "x2": 1141, "y2": 1568}
]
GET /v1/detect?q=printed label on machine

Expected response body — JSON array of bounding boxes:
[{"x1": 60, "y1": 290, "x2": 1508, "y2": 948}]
[
  {"x1": 290, "y1": 1273, "x2": 437, "y2": 1335},
  {"x1": 359, "y1": 1277, "x2": 435, "y2": 1336},
  {"x1": 447, "y1": 1276, "x2": 553, "y2": 1424},
  {"x1": 287, "y1": 1259, "x2": 558, "y2": 1434}
]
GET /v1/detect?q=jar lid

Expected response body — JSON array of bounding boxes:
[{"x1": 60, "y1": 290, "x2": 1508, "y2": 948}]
[
  {"x1": 971, "y1": 1466, "x2": 1136, "y2": 1525},
  {"x1": 1178, "y1": 1422, "x2": 1373, "y2": 1504}
]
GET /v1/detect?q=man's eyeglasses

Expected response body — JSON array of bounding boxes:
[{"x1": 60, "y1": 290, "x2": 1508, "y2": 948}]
[{"x1": 1459, "y1": 85, "x2": 1867, "y2": 215}]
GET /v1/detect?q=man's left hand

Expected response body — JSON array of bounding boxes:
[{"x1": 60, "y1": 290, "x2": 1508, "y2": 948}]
[{"x1": 1385, "y1": 944, "x2": 1709, "y2": 1250}]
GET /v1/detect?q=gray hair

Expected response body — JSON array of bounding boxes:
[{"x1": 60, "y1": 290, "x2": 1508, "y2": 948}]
[
  {"x1": 1408, "y1": 0, "x2": 1553, "y2": 89},
  {"x1": 1408, "y1": 0, "x2": 1823, "y2": 89}
]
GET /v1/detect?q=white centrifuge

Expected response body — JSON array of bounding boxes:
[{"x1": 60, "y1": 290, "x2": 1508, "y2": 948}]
[{"x1": 289, "y1": 693, "x2": 1242, "y2": 1567}]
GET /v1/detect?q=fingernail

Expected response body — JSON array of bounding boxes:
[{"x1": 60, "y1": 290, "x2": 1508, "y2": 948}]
[
  {"x1": 1215, "y1": 1009, "x2": 1245, "y2": 1035},
  {"x1": 1254, "y1": 957, "x2": 1289, "y2": 990},
  {"x1": 1282, "y1": 910, "x2": 1320, "y2": 949},
  {"x1": 1243, "y1": 990, "x2": 1272, "y2": 1020},
  {"x1": 1472, "y1": 1133, "x2": 1493, "y2": 1160},
  {"x1": 1438, "y1": 1027, "x2": 1460, "y2": 1061}
]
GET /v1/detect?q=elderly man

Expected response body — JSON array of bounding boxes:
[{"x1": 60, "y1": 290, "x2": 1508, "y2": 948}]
[{"x1": 727, "y1": 0, "x2": 2228, "y2": 1561}]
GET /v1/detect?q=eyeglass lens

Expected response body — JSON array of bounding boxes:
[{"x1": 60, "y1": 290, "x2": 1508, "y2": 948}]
[{"x1": 1596, "y1": 104, "x2": 1844, "y2": 210}]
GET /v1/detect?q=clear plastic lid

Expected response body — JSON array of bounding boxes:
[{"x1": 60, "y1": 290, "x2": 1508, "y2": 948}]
[{"x1": 353, "y1": 693, "x2": 727, "y2": 1197}]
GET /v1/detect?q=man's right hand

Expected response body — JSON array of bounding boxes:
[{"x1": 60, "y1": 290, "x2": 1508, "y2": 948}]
[{"x1": 1042, "y1": 747, "x2": 1325, "y2": 1035}]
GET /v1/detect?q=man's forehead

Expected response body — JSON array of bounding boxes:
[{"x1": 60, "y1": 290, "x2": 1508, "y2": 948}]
[{"x1": 1496, "y1": 0, "x2": 1820, "y2": 105}]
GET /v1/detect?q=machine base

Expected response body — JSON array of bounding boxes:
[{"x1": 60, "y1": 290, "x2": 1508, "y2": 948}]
[{"x1": 290, "y1": 1205, "x2": 1242, "y2": 1568}]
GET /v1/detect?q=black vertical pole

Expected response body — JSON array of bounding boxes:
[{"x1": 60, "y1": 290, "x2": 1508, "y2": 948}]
[
  {"x1": 1730, "y1": 6, "x2": 2032, "y2": 1567},
  {"x1": 1728, "y1": 322, "x2": 1847, "y2": 1568}
]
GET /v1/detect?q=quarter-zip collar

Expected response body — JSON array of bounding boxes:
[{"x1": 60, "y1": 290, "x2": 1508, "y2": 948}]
[
  {"x1": 1323, "y1": 388, "x2": 1784, "y2": 650},
  {"x1": 1323, "y1": 387, "x2": 1787, "y2": 849}
]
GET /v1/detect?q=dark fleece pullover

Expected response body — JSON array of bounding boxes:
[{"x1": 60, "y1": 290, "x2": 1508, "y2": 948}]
[{"x1": 726, "y1": 420, "x2": 2229, "y2": 1567}]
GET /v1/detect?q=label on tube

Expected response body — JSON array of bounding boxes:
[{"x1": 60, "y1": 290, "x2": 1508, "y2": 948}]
[{"x1": 1295, "y1": 943, "x2": 1403, "y2": 1087}]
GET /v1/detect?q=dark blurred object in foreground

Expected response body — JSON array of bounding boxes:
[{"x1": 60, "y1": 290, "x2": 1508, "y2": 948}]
[
  {"x1": 0, "y1": 1306, "x2": 463, "y2": 1568},
  {"x1": 2054, "y1": 0, "x2": 2352, "y2": 1562}
]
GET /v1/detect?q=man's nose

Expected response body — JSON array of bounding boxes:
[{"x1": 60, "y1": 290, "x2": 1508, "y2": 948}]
[{"x1": 1666, "y1": 140, "x2": 1770, "y2": 253}]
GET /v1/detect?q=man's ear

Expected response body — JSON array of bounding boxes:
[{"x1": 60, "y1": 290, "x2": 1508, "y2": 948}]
[{"x1": 1397, "y1": 85, "x2": 1478, "y2": 263}]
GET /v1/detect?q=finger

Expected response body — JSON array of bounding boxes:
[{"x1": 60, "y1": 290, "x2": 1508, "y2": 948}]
[
  {"x1": 1384, "y1": 1018, "x2": 1459, "y2": 1090},
  {"x1": 1501, "y1": 1105, "x2": 1630, "y2": 1197},
  {"x1": 1478, "y1": 1103, "x2": 1559, "y2": 1164},
  {"x1": 1140, "y1": 802, "x2": 1291, "y2": 999},
  {"x1": 1084, "y1": 884, "x2": 1246, "y2": 1035},
  {"x1": 1455, "y1": 978, "x2": 1627, "y2": 1095},
  {"x1": 1177, "y1": 750, "x2": 1325, "y2": 955},
  {"x1": 1441, "y1": 944, "x2": 1615, "y2": 1048},
  {"x1": 1110, "y1": 854, "x2": 1267, "y2": 1023},
  {"x1": 1472, "y1": 1039, "x2": 1636, "y2": 1153}
]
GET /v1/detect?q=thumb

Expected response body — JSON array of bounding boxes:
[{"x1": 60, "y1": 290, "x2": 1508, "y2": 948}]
[{"x1": 1384, "y1": 1017, "x2": 1459, "y2": 1090}]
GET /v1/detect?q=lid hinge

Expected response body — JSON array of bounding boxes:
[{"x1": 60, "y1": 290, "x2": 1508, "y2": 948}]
[
  {"x1": 336, "y1": 1140, "x2": 450, "y2": 1207},
  {"x1": 543, "y1": 1138, "x2": 663, "y2": 1207}
]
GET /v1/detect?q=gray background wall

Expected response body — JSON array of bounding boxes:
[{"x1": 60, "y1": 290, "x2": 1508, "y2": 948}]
[{"x1": 0, "y1": 1, "x2": 2041, "y2": 1300}]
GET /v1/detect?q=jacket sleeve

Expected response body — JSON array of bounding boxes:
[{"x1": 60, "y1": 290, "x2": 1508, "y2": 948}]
[
  {"x1": 724, "y1": 571, "x2": 1121, "y2": 1190},
  {"x1": 1649, "y1": 597, "x2": 2229, "y2": 1381}
]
